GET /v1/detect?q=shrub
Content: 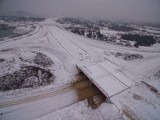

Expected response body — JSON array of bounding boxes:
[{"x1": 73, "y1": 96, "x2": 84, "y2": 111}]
[
  {"x1": 0, "y1": 66, "x2": 54, "y2": 91},
  {"x1": 121, "y1": 34, "x2": 156, "y2": 46},
  {"x1": 34, "y1": 52, "x2": 53, "y2": 67}
]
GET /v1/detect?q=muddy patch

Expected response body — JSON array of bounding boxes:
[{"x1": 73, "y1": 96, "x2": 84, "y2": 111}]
[
  {"x1": 122, "y1": 109, "x2": 137, "y2": 120},
  {"x1": 75, "y1": 72, "x2": 107, "y2": 109}
]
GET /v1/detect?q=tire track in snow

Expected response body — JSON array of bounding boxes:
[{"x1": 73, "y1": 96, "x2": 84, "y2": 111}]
[{"x1": 0, "y1": 80, "x2": 91, "y2": 108}]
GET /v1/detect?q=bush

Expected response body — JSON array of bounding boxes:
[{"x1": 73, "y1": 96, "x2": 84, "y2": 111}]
[
  {"x1": 115, "y1": 52, "x2": 143, "y2": 61},
  {"x1": 108, "y1": 24, "x2": 137, "y2": 32},
  {"x1": 121, "y1": 34, "x2": 156, "y2": 46},
  {"x1": 34, "y1": 52, "x2": 53, "y2": 67},
  {"x1": 0, "y1": 66, "x2": 54, "y2": 91},
  {"x1": 0, "y1": 58, "x2": 5, "y2": 63}
]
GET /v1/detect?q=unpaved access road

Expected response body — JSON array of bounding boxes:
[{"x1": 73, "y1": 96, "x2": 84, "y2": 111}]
[{"x1": 0, "y1": 79, "x2": 103, "y2": 120}]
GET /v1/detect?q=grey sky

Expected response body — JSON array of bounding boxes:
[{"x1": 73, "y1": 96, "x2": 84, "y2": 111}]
[{"x1": 0, "y1": 0, "x2": 160, "y2": 23}]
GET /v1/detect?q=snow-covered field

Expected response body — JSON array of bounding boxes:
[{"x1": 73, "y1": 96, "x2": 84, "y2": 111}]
[{"x1": 0, "y1": 18, "x2": 160, "y2": 120}]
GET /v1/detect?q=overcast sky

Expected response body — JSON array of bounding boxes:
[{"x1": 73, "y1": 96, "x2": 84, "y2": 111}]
[{"x1": 0, "y1": 0, "x2": 160, "y2": 23}]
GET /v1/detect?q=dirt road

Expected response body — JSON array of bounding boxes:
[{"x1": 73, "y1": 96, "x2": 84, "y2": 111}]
[{"x1": 0, "y1": 77, "x2": 105, "y2": 120}]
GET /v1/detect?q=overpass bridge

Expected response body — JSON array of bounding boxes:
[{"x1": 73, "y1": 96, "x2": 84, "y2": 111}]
[{"x1": 77, "y1": 61, "x2": 133, "y2": 98}]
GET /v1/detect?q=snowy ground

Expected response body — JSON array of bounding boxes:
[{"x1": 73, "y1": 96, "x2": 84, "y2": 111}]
[
  {"x1": 0, "y1": 18, "x2": 160, "y2": 120},
  {"x1": 34, "y1": 100, "x2": 123, "y2": 120}
]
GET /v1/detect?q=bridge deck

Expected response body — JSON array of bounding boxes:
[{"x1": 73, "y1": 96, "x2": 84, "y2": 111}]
[{"x1": 78, "y1": 62, "x2": 132, "y2": 98}]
